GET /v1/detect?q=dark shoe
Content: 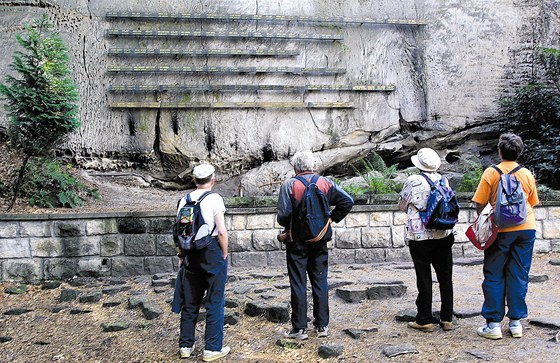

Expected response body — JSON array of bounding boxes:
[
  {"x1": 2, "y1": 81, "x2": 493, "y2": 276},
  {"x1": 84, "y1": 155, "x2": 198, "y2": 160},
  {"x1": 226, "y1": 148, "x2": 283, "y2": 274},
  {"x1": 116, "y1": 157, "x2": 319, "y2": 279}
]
[{"x1": 407, "y1": 321, "x2": 435, "y2": 332}]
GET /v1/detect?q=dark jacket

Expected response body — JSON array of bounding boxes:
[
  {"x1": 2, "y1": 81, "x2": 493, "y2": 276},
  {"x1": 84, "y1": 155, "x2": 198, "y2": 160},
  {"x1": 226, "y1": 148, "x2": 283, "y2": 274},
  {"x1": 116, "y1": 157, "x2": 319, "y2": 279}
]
[{"x1": 277, "y1": 172, "x2": 354, "y2": 245}]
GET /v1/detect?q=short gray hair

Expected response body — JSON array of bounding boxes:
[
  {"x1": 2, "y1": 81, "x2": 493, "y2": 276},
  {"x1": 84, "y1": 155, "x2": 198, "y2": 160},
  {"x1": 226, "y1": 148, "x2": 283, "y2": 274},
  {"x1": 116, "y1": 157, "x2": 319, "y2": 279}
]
[{"x1": 291, "y1": 151, "x2": 316, "y2": 173}]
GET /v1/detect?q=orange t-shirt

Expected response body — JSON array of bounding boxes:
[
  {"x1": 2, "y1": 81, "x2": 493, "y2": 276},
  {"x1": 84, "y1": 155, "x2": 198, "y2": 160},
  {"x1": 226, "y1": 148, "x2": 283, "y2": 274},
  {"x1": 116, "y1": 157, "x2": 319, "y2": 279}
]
[{"x1": 472, "y1": 161, "x2": 539, "y2": 232}]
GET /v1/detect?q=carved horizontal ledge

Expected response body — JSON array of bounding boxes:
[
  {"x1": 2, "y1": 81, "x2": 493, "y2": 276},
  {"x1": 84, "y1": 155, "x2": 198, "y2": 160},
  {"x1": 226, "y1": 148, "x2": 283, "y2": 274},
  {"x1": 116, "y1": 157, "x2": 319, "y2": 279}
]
[
  {"x1": 107, "y1": 48, "x2": 299, "y2": 57},
  {"x1": 107, "y1": 66, "x2": 345, "y2": 75},
  {"x1": 106, "y1": 29, "x2": 343, "y2": 41},
  {"x1": 110, "y1": 102, "x2": 355, "y2": 109},
  {"x1": 105, "y1": 12, "x2": 427, "y2": 26},
  {"x1": 109, "y1": 84, "x2": 395, "y2": 93}
]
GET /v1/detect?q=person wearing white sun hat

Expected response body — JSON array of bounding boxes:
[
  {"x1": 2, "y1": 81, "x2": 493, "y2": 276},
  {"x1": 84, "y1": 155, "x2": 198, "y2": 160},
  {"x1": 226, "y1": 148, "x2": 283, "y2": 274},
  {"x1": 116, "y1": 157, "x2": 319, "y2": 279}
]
[{"x1": 399, "y1": 147, "x2": 456, "y2": 333}]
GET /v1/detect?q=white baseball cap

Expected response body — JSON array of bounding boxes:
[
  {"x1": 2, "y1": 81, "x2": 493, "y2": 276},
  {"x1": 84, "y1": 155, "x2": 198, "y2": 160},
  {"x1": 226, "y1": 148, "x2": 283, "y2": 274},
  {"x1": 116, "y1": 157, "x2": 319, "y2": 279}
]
[
  {"x1": 411, "y1": 148, "x2": 441, "y2": 172},
  {"x1": 193, "y1": 163, "x2": 215, "y2": 179}
]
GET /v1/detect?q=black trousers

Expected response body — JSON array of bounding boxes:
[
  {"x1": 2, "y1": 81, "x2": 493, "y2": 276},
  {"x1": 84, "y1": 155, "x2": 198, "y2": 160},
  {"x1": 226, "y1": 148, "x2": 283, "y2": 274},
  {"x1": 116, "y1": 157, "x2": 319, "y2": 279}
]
[{"x1": 408, "y1": 233, "x2": 454, "y2": 325}]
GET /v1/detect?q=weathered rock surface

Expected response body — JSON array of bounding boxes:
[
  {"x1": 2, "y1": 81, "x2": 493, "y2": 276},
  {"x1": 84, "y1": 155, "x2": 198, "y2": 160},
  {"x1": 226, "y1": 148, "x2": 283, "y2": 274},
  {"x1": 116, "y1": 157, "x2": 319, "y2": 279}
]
[{"x1": 382, "y1": 344, "x2": 418, "y2": 358}]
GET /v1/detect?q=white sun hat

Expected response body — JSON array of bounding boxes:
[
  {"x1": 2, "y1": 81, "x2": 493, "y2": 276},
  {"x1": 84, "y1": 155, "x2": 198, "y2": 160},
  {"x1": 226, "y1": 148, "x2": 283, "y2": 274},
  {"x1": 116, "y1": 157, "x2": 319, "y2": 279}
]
[
  {"x1": 193, "y1": 163, "x2": 215, "y2": 179},
  {"x1": 411, "y1": 148, "x2": 441, "y2": 172}
]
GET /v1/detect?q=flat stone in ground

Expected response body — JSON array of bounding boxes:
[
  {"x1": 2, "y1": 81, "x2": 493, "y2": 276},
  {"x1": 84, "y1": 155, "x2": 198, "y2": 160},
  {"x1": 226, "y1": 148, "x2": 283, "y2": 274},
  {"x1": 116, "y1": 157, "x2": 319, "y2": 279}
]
[
  {"x1": 0, "y1": 336, "x2": 12, "y2": 343},
  {"x1": 367, "y1": 284, "x2": 407, "y2": 300},
  {"x1": 128, "y1": 296, "x2": 148, "y2": 309},
  {"x1": 529, "y1": 317, "x2": 560, "y2": 329},
  {"x1": 335, "y1": 286, "x2": 368, "y2": 303},
  {"x1": 466, "y1": 349, "x2": 492, "y2": 361},
  {"x1": 395, "y1": 309, "x2": 416, "y2": 322},
  {"x1": 318, "y1": 344, "x2": 343, "y2": 359},
  {"x1": 70, "y1": 308, "x2": 93, "y2": 314},
  {"x1": 79, "y1": 291, "x2": 102, "y2": 303},
  {"x1": 59, "y1": 289, "x2": 80, "y2": 302},
  {"x1": 103, "y1": 301, "x2": 122, "y2": 308},
  {"x1": 549, "y1": 259, "x2": 560, "y2": 266},
  {"x1": 382, "y1": 344, "x2": 418, "y2": 358},
  {"x1": 5, "y1": 285, "x2": 27, "y2": 294},
  {"x1": 3, "y1": 308, "x2": 33, "y2": 315},
  {"x1": 343, "y1": 327, "x2": 379, "y2": 339},
  {"x1": 101, "y1": 321, "x2": 130, "y2": 332},
  {"x1": 141, "y1": 303, "x2": 163, "y2": 320},
  {"x1": 454, "y1": 308, "x2": 481, "y2": 319},
  {"x1": 528, "y1": 274, "x2": 549, "y2": 283},
  {"x1": 41, "y1": 281, "x2": 61, "y2": 290}
]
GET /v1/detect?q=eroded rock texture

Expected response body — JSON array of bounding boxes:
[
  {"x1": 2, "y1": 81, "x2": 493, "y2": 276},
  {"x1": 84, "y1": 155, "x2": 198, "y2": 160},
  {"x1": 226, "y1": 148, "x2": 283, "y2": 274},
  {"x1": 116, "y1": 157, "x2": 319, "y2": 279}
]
[{"x1": 1, "y1": 1, "x2": 559, "y2": 195}]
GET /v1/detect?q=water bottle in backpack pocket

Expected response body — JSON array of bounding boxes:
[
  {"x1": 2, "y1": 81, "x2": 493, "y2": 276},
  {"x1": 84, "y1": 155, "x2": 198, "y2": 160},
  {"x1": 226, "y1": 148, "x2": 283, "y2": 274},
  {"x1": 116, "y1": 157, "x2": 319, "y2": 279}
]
[
  {"x1": 418, "y1": 173, "x2": 460, "y2": 230},
  {"x1": 492, "y1": 165, "x2": 527, "y2": 228}
]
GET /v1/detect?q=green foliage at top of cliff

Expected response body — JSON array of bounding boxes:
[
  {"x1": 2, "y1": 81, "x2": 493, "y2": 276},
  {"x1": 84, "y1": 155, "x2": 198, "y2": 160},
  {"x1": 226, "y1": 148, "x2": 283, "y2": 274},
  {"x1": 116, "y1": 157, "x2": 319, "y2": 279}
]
[{"x1": 500, "y1": 47, "x2": 560, "y2": 189}]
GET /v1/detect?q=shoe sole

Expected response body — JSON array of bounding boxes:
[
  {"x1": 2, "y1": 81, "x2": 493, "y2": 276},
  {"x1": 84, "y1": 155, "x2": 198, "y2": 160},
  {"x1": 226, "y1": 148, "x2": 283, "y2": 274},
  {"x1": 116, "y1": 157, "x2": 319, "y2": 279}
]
[
  {"x1": 477, "y1": 332, "x2": 503, "y2": 340},
  {"x1": 408, "y1": 324, "x2": 435, "y2": 332},
  {"x1": 203, "y1": 353, "x2": 228, "y2": 362},
  {"x1": 510, "y1": 331, "x2": 522, "y2": 338}
]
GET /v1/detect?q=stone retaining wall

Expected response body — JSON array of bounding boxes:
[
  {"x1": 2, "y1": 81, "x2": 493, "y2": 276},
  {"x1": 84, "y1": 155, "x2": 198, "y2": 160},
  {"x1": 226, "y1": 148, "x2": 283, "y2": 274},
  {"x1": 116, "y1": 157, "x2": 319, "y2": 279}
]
[{"x1": 1, "y1": 203, "x2": 560, "y2": 281}]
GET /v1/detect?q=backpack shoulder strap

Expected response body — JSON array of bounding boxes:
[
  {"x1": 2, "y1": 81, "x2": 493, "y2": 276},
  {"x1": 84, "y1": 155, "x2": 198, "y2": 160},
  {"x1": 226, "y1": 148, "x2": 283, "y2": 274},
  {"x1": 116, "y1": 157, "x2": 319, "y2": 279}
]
[
  {"x1": 196, "y1": 190, "x2": 213, "y2": 204},
  {"x1": 310, "y1": 174, "x2": 320, "y2": 185},
  {"x1": 294, "y1": 175, "x2": 310, "y2": 187},
  {"x1": 509, "y1": 165, "x2": 523, "y2": 174},
  {"x1": 491, "y1": 165, "x2": 503, "y2": 175},
  {"x1": 420, "y1": 173, "x2": 436, "y2": 187}
]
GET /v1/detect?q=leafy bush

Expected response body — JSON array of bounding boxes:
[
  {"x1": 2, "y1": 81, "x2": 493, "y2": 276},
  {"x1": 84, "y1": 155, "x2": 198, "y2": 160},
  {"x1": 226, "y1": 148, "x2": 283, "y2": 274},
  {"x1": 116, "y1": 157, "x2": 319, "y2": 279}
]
[
  {"x1": 457, "y1": 155, "x2": 484, "y2": 192},
  {"x1": 20, "y1": 158, "x2": 99, "y2": 208},
  {"x1": 352, "y1": 152, "x2": 402, "y2": 194}
]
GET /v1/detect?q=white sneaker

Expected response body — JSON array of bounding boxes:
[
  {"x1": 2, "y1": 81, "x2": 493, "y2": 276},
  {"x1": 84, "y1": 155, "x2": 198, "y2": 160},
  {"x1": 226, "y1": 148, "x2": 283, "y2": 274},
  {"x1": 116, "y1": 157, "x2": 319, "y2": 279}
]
[
  {"x1": 284, "y1": 328, "x2": 308, "y2": 340},
  {"x1": 179, "y1": 343, "x2": 195, "y2": 358},
  {"x1": 316, "y1": 326, "x2": 329, "y2": 338},
  {"x1": 203, "y1": 346, "x2": 231, "y2": 362},
  {"x1": 509, "y1": 324, "x2": 523, "y2": 338},
  {"x1": 477, "y1": 325, "x2": 503, "y2": 340}
]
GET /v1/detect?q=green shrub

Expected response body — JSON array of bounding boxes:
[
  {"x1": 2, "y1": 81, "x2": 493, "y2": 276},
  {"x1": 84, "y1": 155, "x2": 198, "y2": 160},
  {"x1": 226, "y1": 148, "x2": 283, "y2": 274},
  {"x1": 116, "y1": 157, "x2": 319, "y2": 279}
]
[
  {"x1": 457, "y1": 155, "x2": 484, "y2": 192},
  {"x1": 352, "y1": 152, "x2": 402, "y2": 194},
  {"x1": 20, "y1": 158, "x2": 99, "y2": 208}
]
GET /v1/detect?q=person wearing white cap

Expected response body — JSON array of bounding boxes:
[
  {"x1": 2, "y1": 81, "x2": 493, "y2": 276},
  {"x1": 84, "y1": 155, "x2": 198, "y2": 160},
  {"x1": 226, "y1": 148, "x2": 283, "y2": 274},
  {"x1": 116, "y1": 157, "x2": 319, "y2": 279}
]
[
  {"x1": 176, "y1": 163, "x2": 230, "y2": 361},
  {"x1": 399, "y1": 148, "x2": 455, "y2": 333}
]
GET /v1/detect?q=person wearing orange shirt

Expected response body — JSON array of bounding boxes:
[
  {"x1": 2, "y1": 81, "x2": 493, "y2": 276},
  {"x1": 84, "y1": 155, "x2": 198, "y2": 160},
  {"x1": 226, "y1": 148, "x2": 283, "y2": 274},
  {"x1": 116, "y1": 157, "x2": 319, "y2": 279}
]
[{"x1": 472, "y1": 133, "x2": 539, "y2": 340}]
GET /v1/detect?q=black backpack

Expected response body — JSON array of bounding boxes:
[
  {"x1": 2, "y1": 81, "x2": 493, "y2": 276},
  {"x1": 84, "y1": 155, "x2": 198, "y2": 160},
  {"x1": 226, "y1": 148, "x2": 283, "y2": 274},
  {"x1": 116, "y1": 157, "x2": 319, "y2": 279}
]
[
  {"x1": 293, "y1": 175, "x2": 332, "y2": 243},
  {"x1": 172, "y1": 191, "x2": 215, "y2": 251},
  {"x1": 418, "y1": 173, "x2": 460, "y2": 230}
]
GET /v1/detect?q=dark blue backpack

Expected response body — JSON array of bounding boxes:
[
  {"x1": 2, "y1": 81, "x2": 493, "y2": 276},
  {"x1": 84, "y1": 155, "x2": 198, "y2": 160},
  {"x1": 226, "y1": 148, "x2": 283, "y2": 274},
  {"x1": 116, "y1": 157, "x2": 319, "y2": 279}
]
[
  {"x1": 293, "y1": 175, "x2": 332, "y2": 243},
  {"x1": 418, "y1": 174, "x2": 460, "y2": 230},
  {"x1": 492, "y1": 165, "x2": 527, "y2": 228}
]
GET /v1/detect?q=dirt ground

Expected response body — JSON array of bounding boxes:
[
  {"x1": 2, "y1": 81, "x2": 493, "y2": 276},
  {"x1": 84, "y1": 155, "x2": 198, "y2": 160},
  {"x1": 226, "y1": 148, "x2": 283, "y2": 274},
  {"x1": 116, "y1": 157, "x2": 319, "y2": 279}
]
[{"x1": 1, "y1": 253, "x2": 559, "y2": 363}]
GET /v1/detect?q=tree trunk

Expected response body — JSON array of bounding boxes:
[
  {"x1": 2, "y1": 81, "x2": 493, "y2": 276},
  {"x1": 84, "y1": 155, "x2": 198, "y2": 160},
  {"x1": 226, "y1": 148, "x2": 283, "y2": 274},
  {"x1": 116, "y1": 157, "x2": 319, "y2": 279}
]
[{"x1": 7, "y1": 155, "x2": 30, "y2": 211}]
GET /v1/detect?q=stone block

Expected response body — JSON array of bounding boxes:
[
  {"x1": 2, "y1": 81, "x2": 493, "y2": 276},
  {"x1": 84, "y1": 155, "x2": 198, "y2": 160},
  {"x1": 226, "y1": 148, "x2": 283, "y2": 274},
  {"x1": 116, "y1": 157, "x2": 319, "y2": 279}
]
[
  {"x1": 63, "y1": 236, "x2": 101, "y2": 257},
  {"x1": 452, "y1": 243, "x2": 465, "y2": 258},
  {"x1": 229, "y1": 231, "x2": 252, "y2": 252},
  {"x1": 346, "y1": 213, "x2": 369, "y2": 227},
  {"x1": 117, "y1": 218, "x2": 148, "y2": 234},
  {"x1": 336, "y1": 286, "x2": 368, "y2": 302},
  {"x1": 393, "y1": 212, "x2": 407, "y2": 226},
  {"x1": 100, "y1": 235, "x2": 123, "y2": 256},
  {"x1": 551, "y1": 240, "x2": 560, "y2": 253},
  {"x1": 355, "y1": 249, "x2": 385, "y2": 264},
  {"x1": 124, "y1": 234, "x2": 156, "y2": 256},
  {"x1": 54, "y1": 222, "x2": 85, "y2": 237},
  {"x1": 111, "y1": 257, "x2": 145, "y2": 277},
  {"x1": 267, "y1": 251, "x2": 287, "y2": 267},
  {"x1": 78, "y1": 258, "x2": 110, "y2": 277},
  {"x1": 533, "y1": 239, "x2": 551, "y2": 254},
  {"x1": 252, "y1": 230, "x2": 280, "y2": 251},
  {"x1": 30, "y1": 237, "x2": 63, "y2": 257},
  {"x1": 385, "y1": 248, "x2": 411, "y2": 262},
  {"x1": 548, "y1": 207, "x2": 560, "y2": 219},
  {"x1": 43, "y1": 258, "x2": 78, "y2": 280},
  {"x1": 367, "y1": 284, "x2": 407, "y2": 300},
  {"x1": 155, "y1": 234, "x2": 176, "y2": 256},
  {"x1": 231, "y1": 215, "x2": 246, "y2": 230},
  {"x1": 535, "y1": 221, "x2": 543, "y2": 239},
  {"x1": 265, "y1": 303, "x2": 290, "y2": 323},
  {"x1": 86, "y1": 219, "x2": 118, "y2": 235},
  {"x1": 534, "y1": 207, "x2": 547, "y2": 221},
  {"x1": 148, "y1": 218, "x2": 174, "y2": 234},
  {"x1": 2, "y1": 258, "x2": 42, "y2": 281},
  {"x1": 453, "y1": 224, "x2": 469, "y2": 243},
  {"x1": 335, "y1": 229, "x2": 361, "y2": 249},
  {"x1": 0, "y1": 238, "x2": 30, "y2": 258},
  {"x1": 144, "y1": 257, "x2": 175, "y2": 274},
  {"x1": 246, "y1": 214, "x2": 275, "y2": 229},
  {"x1": 543, "y1": 220, "x2": 560, "y2": 239},
  {"x1": 230, "y1": 252, "x2": 268, "y2": 267},
  {"x1": 19, "y1": 221, "x2": 52, "y2": 237},
  {"x1": 458, "y1": 210, "x2": 470, "y2": 223},
  {"x1": 361, "y1": 227, "x2": 391, "y2": 248},
  {"x1": 330, "y1": 249, "x2": 355, "y2": 265},
  {"x1": 0, "y1": 222, "x2": 18, "y2": 238},
  {"x1": 369, "y1": 212, "x2": 392, "y2": 226},
  {"x1": 391, "y1": 226, "x2": 406, "y2": 247}
]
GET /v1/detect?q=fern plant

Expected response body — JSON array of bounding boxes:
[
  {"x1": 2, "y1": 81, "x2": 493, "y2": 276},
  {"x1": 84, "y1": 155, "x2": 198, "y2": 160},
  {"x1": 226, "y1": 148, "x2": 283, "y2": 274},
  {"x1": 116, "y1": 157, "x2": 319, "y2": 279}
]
[{"x1": 352, "y1": 152, "x2": 402, "y2": 194}]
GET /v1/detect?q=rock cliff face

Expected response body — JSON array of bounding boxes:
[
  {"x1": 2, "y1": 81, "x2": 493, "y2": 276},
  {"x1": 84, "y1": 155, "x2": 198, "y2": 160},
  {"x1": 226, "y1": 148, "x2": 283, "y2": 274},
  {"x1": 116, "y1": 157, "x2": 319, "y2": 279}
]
[{"x1": 0, "y1": 0, "x2": 558, "y2": 195}]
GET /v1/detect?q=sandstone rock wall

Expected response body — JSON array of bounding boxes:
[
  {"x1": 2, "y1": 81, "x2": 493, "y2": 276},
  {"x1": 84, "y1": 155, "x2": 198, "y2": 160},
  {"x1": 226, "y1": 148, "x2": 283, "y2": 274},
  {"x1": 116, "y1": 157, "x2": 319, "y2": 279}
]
[{"x1": 0, "y1": 0, "x2": 558, "y2": 194}]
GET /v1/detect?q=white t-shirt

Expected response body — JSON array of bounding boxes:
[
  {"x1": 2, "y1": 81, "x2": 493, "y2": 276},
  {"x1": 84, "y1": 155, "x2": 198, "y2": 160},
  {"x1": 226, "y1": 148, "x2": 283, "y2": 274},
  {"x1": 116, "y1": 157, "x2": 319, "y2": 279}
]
[{"x1": 176, "y1": 189, "x2": 226, "y2": 237}]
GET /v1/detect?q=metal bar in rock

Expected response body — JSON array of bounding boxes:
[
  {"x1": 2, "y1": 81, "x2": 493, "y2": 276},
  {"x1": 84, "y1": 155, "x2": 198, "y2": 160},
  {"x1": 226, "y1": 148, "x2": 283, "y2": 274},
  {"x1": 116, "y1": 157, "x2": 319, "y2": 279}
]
[
  {"x1": 109, "y1": 84, "x2": 395, "y2": 93},
  {"x1": 110, "y1": 101, "x2": 355, "y2": 109},
  {"x1": 105, "y1": 12, "x2": 427, "y2": 26},
  {"x1": 107, "y1": 48, "x2": 300, "y2": 57},
  {"x1": 106, "y1": 66, "x2": 346, "y2": 75},
  {"x1": 106, "y1": 29, "x2": 343, "y2": 41}
]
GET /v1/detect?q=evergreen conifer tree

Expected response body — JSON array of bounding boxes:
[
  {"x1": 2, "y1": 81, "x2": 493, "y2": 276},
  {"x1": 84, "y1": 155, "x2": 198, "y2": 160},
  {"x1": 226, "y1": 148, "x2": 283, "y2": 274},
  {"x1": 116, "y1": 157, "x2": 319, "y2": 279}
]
[{"x1": 0, "y1": 14, "x2": 79, "y2": 210}]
